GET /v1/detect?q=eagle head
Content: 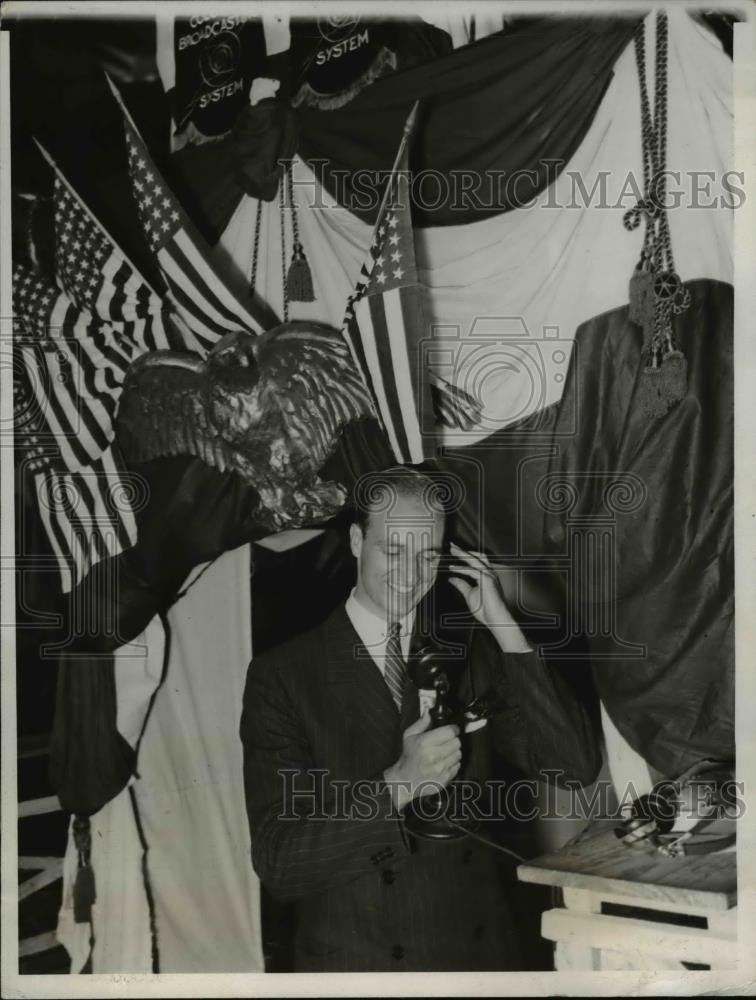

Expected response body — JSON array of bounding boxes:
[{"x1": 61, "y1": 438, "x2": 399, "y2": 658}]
[{"x1": 205, "y1": 330, "x2": 261, "y2": 391}]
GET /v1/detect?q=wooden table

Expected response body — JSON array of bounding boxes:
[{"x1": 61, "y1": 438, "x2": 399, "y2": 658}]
[{"x1": 517, "y1": 820, "x2": 737, "y2": 970}]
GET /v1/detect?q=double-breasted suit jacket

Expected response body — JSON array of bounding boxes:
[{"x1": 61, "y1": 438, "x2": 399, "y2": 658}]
[{"x1": 240, "y1": 602, "x2": 600, "y2": 971}]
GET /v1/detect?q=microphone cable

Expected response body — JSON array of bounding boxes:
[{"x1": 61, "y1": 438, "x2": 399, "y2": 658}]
[{"x1": 443, "y1": 815, "x2": 527, "y2": 864}]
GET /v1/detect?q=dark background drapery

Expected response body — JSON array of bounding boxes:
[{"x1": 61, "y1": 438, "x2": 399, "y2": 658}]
[
  {"x1": 7, "y1": 15, "x2": 641, "y2": 247},
  {"x1": 297, "y1": 17, "x2": 640, "y2": 225},
  {"x1": 439, "y1": 280, "x2": 734, "y2": 775},
  {"x1": 172, "y1": 17, "x2": 641, "y2": 237}
]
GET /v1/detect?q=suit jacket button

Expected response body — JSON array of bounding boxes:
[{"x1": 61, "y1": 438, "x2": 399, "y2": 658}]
[
  {"x1": 462, "y1": 849, "x2": 473, "y2": 864},
  {"x1": 382, "y1": 869, "x2": 395, "y2": 885},
  {"x1": 392, "y1": 945, "x2": 404, "y2": 960},
  {"x1": 473, "y1": 924, "x2": 485, "y2": 941}
]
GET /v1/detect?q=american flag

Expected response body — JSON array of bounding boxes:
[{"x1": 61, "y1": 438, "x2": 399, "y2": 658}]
[
  {"x1": 32, "y1": 446, "x2": 141, "y2": 598},
  {"x1": 115, "y1": 86, "x2": 265, "y2": 349},
  {"x1": 343, "y1": 109, "x2": 436, "y2": 464},
  {"x1": 13, "y1": 159, "x2": 172, "y2": 593}
]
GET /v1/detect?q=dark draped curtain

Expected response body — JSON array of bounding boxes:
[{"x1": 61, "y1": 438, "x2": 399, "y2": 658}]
[
  {"x1": 299, "y1": 17, "x2": 640, "y2": 226},
  {"x1": 437, "y1": 280, "x2": 734, "y2": 775},
  {"x1": 172, "y1": 17, "x2": 640, "y2": 239}
]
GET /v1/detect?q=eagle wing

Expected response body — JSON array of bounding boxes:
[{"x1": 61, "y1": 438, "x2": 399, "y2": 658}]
[
  {"x1": 116, "y1": 350, "x2": 234, "y2": 473},
  {"x1": 254, "y1": 324, "x2": 375, "y2": 472}
]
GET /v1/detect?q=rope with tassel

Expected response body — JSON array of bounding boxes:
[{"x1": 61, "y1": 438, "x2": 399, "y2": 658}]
[
  {"x1": 284, "y1": 161, "x2": 315, "y2": 306},
  {"x1": 72, "y1": 815, "x2": 96, "y2": 926},
  {"x1": 248, "y1": 160, "x2": 316, "y2": 321},
  {"x1": 624, "y1": 11, "x2": 691, "y2": 419},
  {"x1": 72, "y1": 814, "x2": 96, "y2": 969}
]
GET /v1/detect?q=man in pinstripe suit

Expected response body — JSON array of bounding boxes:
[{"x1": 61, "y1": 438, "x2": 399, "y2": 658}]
[{"x1": 241, "y1": 467, "x2": 601, "y2": 971}]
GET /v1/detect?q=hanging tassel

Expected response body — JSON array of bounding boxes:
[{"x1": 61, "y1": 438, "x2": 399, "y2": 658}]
[
  {"x1": 629, "y1": 267, "x2": 655, "y2": 327},
  {"x1": 286, "y1": 241, "x2": 315, "y2": 303},
  {"x1": 283, "y1": 162, "x2": 316, "y2": 306},
  {"x1": 72, "y1": 815, "x2": 97, "y2": 924},
  {"x1": 638, "y1": 346, "x2": 687, "y2": 419},
  {"x1": 73, "y1": 863, "x2": 97, "y2": 924},
  {"x1": 657, "y1": 349, "x2": 688, "y2": 407},
  {"x1": 637, "y1": 367, "x2": 666, "y2": 420},
  {"x1": 627, "y1": 14, "x2": 689, "y2": 422}
]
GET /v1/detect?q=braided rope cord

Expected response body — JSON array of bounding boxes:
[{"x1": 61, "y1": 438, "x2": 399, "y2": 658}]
[
  {"x1": 628, "y1": 12, "x2": 690, "y2": 370},
  {"x1": 279, "y1": 165, "x2": 289, "y2": 322},
  {"x1": 653, "y1": 14, "x2": 672, "y2": 355},
  {"x1": 248, "y1": 197, "x2": 263, "y2": 297},
  {"x1": 634, "y1": 24, "x2": 656, "y2": 269},
  {"x1": 287, "y1": 162, "x2": 301, "y2": 252}
]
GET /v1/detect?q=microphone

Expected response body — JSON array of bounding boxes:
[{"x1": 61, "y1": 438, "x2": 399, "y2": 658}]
[{"x1": 402, "y1": 642, "x2": 473, "y2": 841}]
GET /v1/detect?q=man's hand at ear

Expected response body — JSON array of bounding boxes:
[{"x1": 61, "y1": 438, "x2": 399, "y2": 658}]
[{"x1": 448, "y1": 543, "x2": 532, "y2": 654}]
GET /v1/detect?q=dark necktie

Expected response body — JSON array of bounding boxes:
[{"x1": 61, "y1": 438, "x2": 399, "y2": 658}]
[{"x1": 384, "y1": 622, "x2": 406, "y2": 711}]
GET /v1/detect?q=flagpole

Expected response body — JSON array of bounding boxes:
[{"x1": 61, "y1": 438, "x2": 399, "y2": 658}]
[{"x1": 371, "y1": 100, "x2": 421, "y2": 238}]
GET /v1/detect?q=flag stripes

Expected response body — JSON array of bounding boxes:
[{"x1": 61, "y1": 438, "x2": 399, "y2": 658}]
[
  {"x1": 342, "y1": 105, "x2": 435, "y2": 464},
  {"x1": 363, "y1": 296, "x2": 412, "y2": 461},
  {"x1": 112, "y1": 82, "x2": 267, "y2": 349},
  {"x1": 382, "y1": 290, "x2": 424, "y2": 462},
  {"x1": 17, "y1": 347, "x2": 78, "y2": 470},
  {"x1": 33, "y1": 446, "x2": 138, "y2": 593},
  {"x1": 16, "y1": 273, "x2": 128, "y2": 467},
  {"x1": 350, "y1": 300, "x2": 404, "y2": 462},
  {"x1": 158, "y1": 245, "x2": 239, "y2": 347},
  {"x1": 13, "y1": 150, "x2": 175, "y2": 593},
  {"x1": 174, "y1": 229, "x2": 259, "y2": 328}
]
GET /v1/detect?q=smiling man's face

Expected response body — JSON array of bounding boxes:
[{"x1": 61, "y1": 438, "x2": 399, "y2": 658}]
[{"x1": 349, "y1": 493, "x2": 445, "y2": 622}]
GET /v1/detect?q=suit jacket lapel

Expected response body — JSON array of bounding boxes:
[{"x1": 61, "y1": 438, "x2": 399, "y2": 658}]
[{"x1": 322, "y1": 608, "x2": 402, "y2": 766}]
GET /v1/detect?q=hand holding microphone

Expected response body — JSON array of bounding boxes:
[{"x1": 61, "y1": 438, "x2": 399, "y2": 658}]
[{"x1": 384, "y1": 710, "x2": 461, "y2": 811}]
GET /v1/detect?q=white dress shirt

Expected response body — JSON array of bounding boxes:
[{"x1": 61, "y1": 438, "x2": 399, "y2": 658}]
[
  {"x1": 344, "y1": 589, "x2": 414, "y2": 676},
  {"x1": 345, "y1": 589, "x2": 486, "y2": 729}
]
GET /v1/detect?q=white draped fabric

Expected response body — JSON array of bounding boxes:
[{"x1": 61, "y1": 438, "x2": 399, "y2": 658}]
[
  {"x1": 419, "y1": 12, "x2": 511, "y2": 50},
  {"x1": 217, "y1": 9, "x2": 732, "y2": 446},
  {"x1": 57, "y1": 546, "x2": 263, "y2": 973}
]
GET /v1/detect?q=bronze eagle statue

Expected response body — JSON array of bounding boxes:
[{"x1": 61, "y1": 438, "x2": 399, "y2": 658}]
[{"x1": 116, "y1": 322, "x2": 375, "y2": 532}]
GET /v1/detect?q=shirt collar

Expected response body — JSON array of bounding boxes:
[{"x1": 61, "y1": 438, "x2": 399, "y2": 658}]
[{"x1": 345, "y1": 588, "x2": 415, "y2": 650}]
